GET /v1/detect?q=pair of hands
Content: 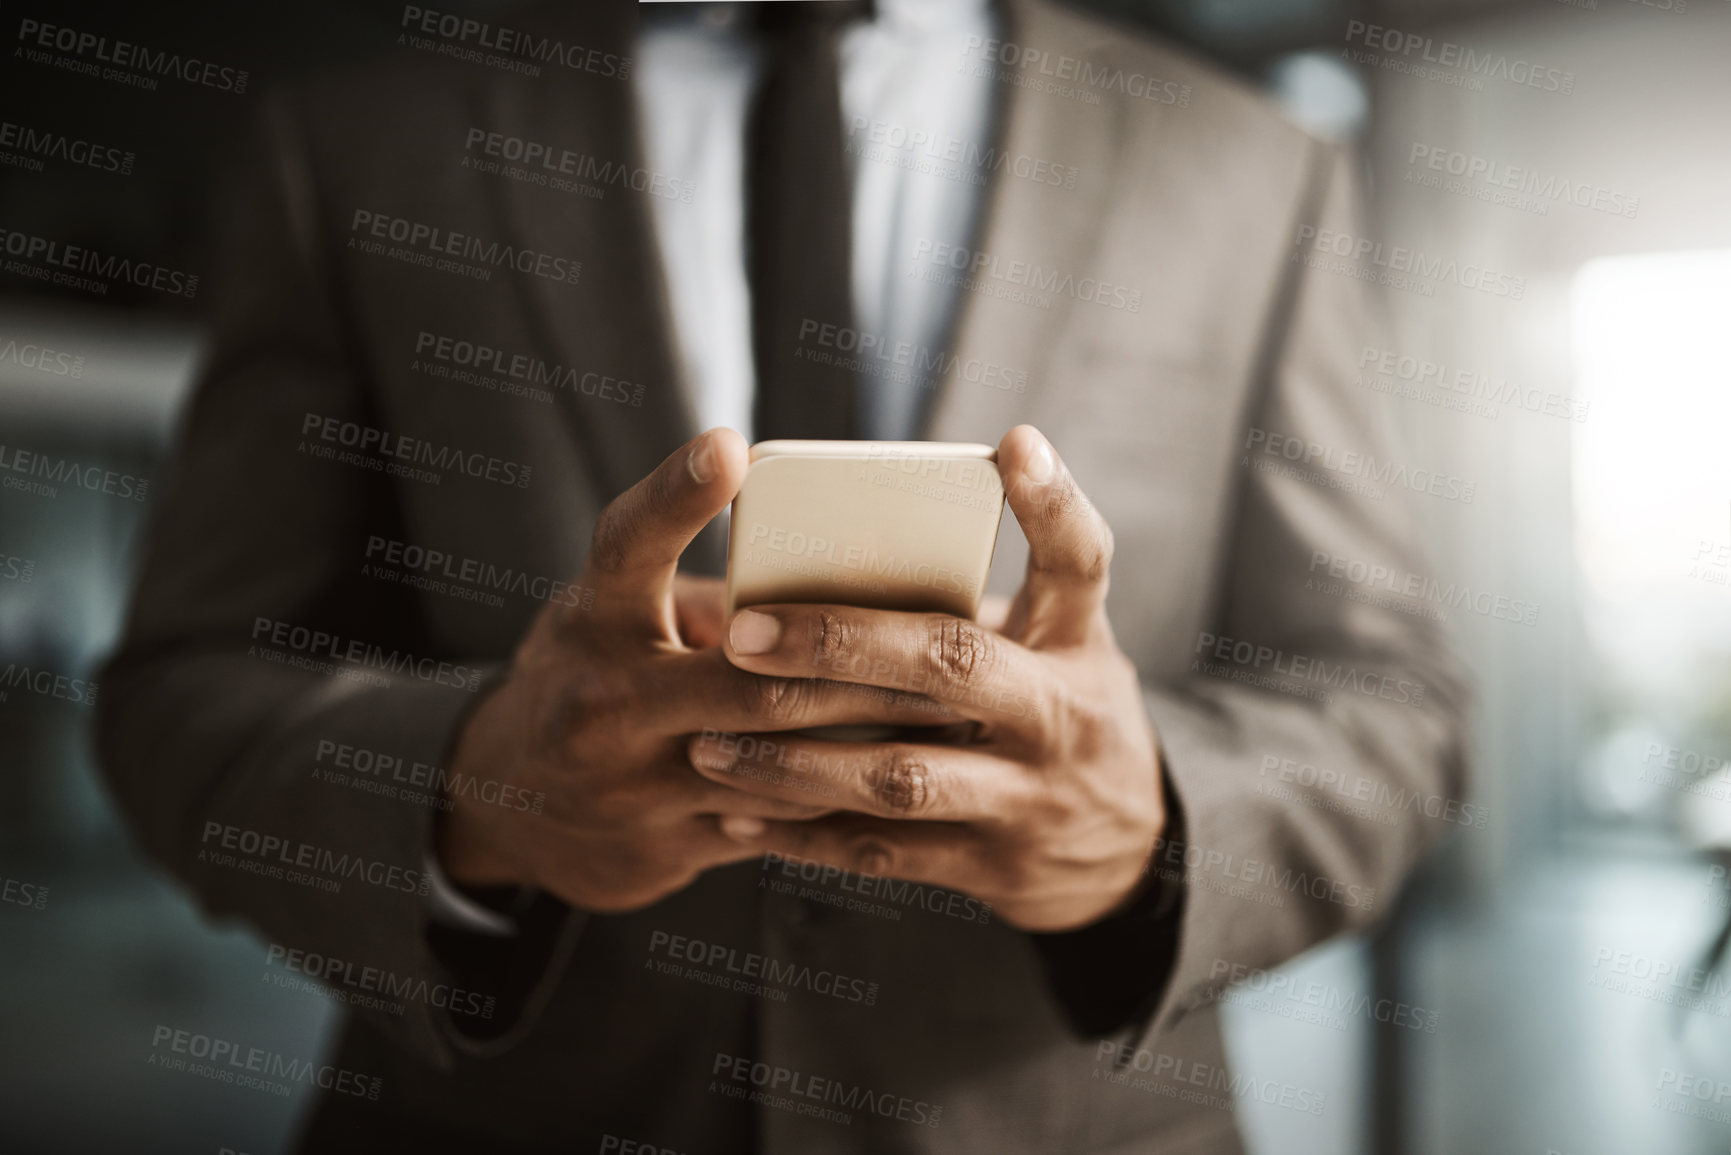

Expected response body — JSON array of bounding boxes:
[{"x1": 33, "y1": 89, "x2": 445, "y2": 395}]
[{"x1": 437, "y1": 426, "x2": 1164, "y2": 932}]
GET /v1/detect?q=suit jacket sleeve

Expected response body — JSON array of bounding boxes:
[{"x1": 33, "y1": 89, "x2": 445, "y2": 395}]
[
  {"x1": 93, "y1": 91, "x2": 573, "y2": 1074},
  {"x1": 1135, "y1": 140, "x2": 1472, "y2": 1038}
]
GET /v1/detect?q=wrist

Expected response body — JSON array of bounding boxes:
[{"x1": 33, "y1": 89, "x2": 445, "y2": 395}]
[
  {"x1": 434, "y1": 802, "x2": 523, "y2": 887},
  {"x1": 436, "y1": 683, "x2": 532, "y2": 888}
]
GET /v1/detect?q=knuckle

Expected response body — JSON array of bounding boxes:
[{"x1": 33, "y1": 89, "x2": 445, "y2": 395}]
[
  {"x1": 849, "y1": 837, "x2": 897, "y2": 877},
  {"x1": 746, "y1": 674, "x2": 807, "y2": 728},
  {"x1": 550, "y1": 670, "x2": 632, "y2": 759},
  {"x1": 812, "y1": 610, "x2": 854, "y2": 671},
  {"x1": 569, "y1": 667, "x2": 626, "y2": 720},
  {"x1": 929, "y1": 617, "x2": 994, "y2": 688},
  {"x1": 1066, "y1": 701, "x2": 1117, "y2": 764},
  {"x1": 873, "y1": 750, "x2": 934, "y2": 816}
]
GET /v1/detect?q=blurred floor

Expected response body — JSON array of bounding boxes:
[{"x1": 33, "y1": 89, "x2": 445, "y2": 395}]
[
  {"x1": 0, "y1": 839, "x2": 337, "y2": 1155},
  {"x1": 1410, "y1": 850, "x2": 1731, "y2": 1155}
]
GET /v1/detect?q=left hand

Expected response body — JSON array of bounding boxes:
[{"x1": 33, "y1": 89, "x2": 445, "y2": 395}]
[{"x1": 688, "y1": 425, "x2": 1164, "y2": 932}]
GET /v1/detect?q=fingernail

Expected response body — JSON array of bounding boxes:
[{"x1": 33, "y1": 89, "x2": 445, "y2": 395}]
[
  {"x1": 687, "y1": 438, "x2": 717, "y2": 485},
  {"x1": 720, "y1": 815, "x2": 765, "y2": 841},
  {"x1": 1025, "y1": 438, "x2": 1056, "y2": 486},
  {"x1": 730, "y1": 610, "x2": 781, "y2": 655},
  {"x1": 691, "y1": 745, "x2": 733, "y2": 774}
]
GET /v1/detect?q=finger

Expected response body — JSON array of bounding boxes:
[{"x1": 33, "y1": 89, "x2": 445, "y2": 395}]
[
  {"x1": 996, "y1": 424, "x2": 1114, "y2": 649},
  {"x1": 581, "y1": 428, "x2": 749, "y2": 637},
  {"x1": 673, "y1": 574, "x2": 729, "y2": 649},
  {"x1": 977, "y1": 593, "x2": 1012, "y2": 633},
  {"x1": 682, "y1": 818, "x2": 795, "y2": 871},
  {"x1": 719, "y1": 603, "x2": 1052, "y2": 733},
  {"x1": 643, "y1": 647, "x2": 965, "y2": 734},
  {"x1": 732, "y1": 813, "x2": 981, "y2": 889},
  {"x1": 688, "y1": 731, "x2": 1026, "y2": 822},
  {"x1": 690, "y1": 781, "x2": 834, "y2": 821}
]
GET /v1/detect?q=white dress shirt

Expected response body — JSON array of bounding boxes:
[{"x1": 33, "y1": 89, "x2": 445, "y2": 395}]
[
  {"x1": 427, "y1": 0, "x2": 999, "y2": 933},
  {"x1": 638, "y1": 0, "x2": 997, "y2": 441}
]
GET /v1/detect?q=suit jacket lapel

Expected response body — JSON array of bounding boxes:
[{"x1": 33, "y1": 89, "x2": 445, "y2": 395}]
[
  {"x1": 477, "y1": 0, "x2": 1122, "y2": 574},
  {"x1": 477, "y1": 11, "x2": 716, "y2": 561},
  {"x1": 923, "y1": 0, "x2": 1128, "y2": 445}
]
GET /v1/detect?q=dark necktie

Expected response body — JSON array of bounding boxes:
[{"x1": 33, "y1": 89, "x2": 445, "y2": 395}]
[{"x1": 746, "y1": 1, "x2": 872, "y2": 443}]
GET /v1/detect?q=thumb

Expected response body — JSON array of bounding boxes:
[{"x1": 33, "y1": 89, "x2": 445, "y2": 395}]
[
  {"x1": 582, "y1": 428, "x2": 749, "y2": 638},
  {"x1": 997, "y1": 425, "x2": 1114, "y2": 649}
]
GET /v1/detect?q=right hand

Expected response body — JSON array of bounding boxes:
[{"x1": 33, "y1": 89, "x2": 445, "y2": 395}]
[{"x1": 435, "y1": 428, "x2": 951, "y2": 914}]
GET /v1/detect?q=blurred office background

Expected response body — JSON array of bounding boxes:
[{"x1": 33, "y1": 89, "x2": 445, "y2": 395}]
[{"x1": 2, "y1": 1, "x2": 1728, "y2": 1152}]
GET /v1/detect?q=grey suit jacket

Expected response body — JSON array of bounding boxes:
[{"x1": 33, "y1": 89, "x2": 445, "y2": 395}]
[{"x1": 97, "y1": 1, "x2": 1468, "y2": 1151}]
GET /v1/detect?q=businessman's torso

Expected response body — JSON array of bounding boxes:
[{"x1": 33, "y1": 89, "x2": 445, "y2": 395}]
[{"x1": 277, "y1": 2, "x2": 1315, "y2": 1149}]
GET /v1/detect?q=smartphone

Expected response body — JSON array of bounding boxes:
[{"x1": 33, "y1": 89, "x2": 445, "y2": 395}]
[{"x1": 725, "y1": 440, "x2": 1006, "y2": 618}]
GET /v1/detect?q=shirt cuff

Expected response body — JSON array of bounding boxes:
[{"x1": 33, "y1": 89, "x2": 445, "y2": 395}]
[
  {"x1": 423, "y1": 851, "x2": 519, "y2": 937},
  {"x1": 1027, "y1": 772, "x2": 1188, "y2": 1037}
]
